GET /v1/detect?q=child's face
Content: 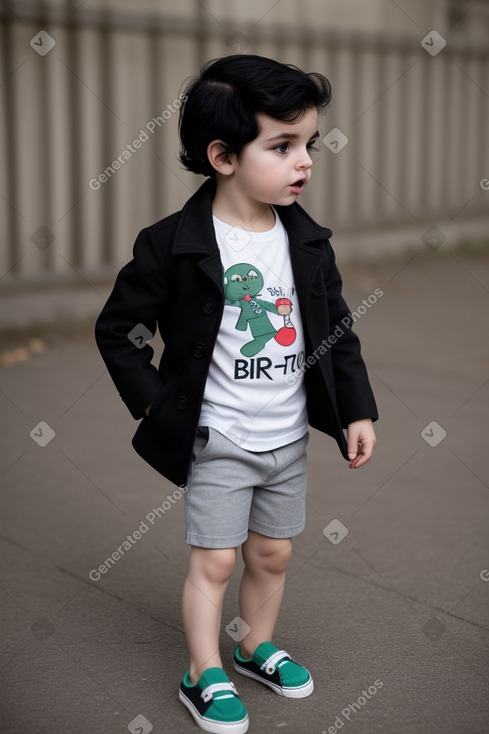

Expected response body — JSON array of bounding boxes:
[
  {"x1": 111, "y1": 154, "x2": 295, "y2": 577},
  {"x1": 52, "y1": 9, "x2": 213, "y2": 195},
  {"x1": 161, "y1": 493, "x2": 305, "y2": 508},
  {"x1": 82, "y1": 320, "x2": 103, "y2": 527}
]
[{"x1": 229, "y1": 106, "x2": 319, "y2": 208}]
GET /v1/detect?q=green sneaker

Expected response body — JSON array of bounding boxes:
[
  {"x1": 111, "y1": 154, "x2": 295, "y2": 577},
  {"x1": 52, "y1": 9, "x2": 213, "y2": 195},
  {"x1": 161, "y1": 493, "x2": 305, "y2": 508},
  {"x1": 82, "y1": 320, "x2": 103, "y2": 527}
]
[
  {"x1": 233, "y1": 641, "x2": 314, "y2": 698},
  {"x1": 179, "y1": 667, "x2": 249, "y2": 733}
]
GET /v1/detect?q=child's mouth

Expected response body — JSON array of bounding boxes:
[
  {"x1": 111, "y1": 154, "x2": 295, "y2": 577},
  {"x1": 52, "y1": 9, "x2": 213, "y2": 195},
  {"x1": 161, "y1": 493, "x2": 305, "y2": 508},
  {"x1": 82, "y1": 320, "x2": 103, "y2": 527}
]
[{"x1": 289, "y1": 179, "x2": 306, "y2": 194}]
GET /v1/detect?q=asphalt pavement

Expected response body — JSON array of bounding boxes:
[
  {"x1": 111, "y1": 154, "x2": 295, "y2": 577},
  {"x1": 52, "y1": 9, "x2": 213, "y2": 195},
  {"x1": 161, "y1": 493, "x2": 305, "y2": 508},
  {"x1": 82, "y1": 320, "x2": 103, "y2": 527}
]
[{"x1": 0, "y1": 250, "x2": 488, "y2": 734}]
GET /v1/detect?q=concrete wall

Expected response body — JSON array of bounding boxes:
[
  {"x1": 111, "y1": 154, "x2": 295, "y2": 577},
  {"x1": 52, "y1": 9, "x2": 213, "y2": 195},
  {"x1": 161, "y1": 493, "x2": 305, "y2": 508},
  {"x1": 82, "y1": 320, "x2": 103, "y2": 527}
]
[{"x1": 0, "y1": 0, "x2": 488, "y2": 299}]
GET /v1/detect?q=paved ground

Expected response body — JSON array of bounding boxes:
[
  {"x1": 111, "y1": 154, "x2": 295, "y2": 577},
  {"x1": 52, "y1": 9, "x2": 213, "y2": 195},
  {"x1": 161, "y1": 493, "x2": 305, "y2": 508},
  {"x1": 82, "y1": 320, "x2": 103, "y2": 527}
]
[{"x1": 0, "y1": 250, "x2": 488, "y2": 734}]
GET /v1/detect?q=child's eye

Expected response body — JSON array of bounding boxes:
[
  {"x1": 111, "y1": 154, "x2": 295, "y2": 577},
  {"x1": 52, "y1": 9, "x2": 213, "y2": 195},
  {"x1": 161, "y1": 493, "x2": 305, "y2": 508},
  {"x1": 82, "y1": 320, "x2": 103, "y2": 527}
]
[
  {"x1": 307, "y1": 141, "x2": 320, "y2": 152},
  {"x1": 274, "y1": 142, "x2": 289, "y2": 154}
]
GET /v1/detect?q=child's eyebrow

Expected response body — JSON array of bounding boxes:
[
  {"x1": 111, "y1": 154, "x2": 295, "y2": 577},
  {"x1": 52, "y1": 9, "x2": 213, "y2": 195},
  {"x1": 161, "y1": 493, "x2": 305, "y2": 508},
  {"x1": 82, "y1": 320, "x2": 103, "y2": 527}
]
[{"x1": 264, "y1": 130, "x2": 320, "y2": 142}]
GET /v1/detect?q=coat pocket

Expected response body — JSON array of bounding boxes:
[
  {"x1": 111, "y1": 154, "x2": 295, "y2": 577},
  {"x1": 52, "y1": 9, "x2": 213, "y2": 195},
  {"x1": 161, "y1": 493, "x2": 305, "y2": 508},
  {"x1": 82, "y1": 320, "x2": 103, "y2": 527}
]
[{"x1": 146, "y1": 380, "x2": 182, "y2": 449}]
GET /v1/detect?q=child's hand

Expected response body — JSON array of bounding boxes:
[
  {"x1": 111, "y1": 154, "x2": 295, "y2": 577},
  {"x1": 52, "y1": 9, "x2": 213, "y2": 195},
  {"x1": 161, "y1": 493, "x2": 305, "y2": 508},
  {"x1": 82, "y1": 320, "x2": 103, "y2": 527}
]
[{"x1": 347, "y1": 418, "x2": 376, "y2": 468}]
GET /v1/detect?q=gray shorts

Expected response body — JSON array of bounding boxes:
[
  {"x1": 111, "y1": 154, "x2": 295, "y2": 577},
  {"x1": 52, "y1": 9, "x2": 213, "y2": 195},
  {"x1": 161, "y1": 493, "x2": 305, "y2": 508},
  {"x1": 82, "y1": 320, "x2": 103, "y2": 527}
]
[{"x1": 184, "y1": 427, "x2": 309, "y2": 548}]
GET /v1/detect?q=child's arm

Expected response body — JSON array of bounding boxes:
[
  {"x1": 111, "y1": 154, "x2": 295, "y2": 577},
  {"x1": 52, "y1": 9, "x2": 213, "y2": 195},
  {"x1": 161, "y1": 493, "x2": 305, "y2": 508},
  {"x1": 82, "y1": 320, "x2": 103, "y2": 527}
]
[
  {"x1": 321, "y1": 241, "x2": 378, "y2": 466},
  {"x1": 95, "y1": 226, "x2": 173, "y2": 421}
]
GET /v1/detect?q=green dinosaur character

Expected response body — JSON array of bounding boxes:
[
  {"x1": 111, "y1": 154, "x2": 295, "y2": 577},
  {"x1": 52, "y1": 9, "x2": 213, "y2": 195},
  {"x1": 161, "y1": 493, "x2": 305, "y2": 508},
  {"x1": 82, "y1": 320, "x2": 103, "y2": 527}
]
[{"x1": 224, "y1": 263, "x2": 295, "y2": 357}]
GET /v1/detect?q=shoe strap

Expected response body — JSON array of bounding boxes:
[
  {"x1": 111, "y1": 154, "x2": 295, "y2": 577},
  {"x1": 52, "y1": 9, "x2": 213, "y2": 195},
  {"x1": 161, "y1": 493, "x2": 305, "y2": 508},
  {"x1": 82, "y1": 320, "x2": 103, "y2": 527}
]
[
  {"x1": 260, "y1": 650, "x2": 291, "y2": 675},
  {"x1": 201, "y1": 681, "x2": 238, "y2": 703}
]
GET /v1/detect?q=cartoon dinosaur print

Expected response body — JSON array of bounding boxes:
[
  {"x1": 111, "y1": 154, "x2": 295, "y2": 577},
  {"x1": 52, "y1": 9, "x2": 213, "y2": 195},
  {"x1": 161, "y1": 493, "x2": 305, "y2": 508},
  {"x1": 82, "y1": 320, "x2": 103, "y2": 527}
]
[{"x1": 223, "y1": 263, "x2": 296, "y2": 357}]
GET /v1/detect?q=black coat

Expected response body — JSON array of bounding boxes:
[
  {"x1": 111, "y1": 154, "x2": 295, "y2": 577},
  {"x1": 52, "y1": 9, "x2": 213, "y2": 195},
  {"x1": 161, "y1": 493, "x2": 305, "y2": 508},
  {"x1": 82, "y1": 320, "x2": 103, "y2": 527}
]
[{"x1": 95, "y1": 179, "x2": 378, "y2": 487}]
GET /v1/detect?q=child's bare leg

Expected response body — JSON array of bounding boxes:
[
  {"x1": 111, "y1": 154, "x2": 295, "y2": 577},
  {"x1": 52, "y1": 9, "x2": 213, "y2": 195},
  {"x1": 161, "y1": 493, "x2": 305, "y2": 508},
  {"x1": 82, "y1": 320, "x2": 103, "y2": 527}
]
[
  {"x1": 182, "y1": 546, "x2": 237, "y2": 683},
  {"x1": 238, "y1": 531, "x2": 292, "y2": 658}
]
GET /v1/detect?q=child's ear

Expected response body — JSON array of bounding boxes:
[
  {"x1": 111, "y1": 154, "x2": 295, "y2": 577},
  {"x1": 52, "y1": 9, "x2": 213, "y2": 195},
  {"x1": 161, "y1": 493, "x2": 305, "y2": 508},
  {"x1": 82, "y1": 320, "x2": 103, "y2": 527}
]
[{"x1": 206, "y1": 140, "x2": 235, "y2": 176}]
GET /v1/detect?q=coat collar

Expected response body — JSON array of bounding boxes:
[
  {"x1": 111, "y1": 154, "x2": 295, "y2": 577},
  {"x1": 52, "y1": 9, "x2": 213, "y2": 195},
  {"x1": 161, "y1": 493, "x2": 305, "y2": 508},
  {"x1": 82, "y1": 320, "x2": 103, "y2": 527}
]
[{"x1": 171, "y1": 178, "x2": 333, "y2": 255}]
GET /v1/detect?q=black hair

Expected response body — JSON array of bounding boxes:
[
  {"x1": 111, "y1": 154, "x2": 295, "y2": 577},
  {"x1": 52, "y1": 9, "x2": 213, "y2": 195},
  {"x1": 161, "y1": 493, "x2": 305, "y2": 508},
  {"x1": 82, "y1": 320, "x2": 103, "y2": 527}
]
[{"x1": 178, "y1": 54, "x2": 332, "y2": 178}]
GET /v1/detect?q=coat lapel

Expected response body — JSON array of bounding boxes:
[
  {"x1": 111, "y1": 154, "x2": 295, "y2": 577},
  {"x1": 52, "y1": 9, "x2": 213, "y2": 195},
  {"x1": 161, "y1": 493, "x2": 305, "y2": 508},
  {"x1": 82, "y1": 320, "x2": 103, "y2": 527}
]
[
  {"x1": 274, "y1": 202, "x2": 332, "y2": 320},
  {"x1": 171, "y1": 179, "x2": 333, "y2": 305},
  {"x1": 172, "y1": 179, "x2": 224, "y2": 294}
]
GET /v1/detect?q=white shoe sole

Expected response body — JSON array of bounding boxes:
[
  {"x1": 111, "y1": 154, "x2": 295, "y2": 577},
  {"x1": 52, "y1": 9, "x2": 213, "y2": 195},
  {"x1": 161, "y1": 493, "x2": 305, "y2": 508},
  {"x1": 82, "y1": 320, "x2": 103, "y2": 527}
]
[
  {"x1": 179, "y1": 689, "x2": 249, "y2": 733},
  {"x1": 233, "y1": 663, "x2": 314, "y2": 698}
]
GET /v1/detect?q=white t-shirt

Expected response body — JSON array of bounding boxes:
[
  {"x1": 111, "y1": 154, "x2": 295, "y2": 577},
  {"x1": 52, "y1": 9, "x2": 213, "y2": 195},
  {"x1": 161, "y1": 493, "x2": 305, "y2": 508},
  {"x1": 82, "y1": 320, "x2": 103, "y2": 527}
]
[{"x1": 199, "y1": 208, "x2": 308, "y2": 451}]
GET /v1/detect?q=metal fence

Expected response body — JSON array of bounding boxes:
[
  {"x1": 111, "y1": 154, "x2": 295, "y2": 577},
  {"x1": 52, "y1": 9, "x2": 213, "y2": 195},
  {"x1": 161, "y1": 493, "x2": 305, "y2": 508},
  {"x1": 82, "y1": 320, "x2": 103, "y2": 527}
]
[{"x1": 1, "y1": 1, "x2": 488, "y2": 290}]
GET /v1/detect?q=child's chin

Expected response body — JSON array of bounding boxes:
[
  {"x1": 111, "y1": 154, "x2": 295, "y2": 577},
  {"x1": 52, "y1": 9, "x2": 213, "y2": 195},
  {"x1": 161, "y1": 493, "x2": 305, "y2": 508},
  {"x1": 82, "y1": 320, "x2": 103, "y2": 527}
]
[{"x1": 275, "y1": 193, "x2": 298, "y2": 205}]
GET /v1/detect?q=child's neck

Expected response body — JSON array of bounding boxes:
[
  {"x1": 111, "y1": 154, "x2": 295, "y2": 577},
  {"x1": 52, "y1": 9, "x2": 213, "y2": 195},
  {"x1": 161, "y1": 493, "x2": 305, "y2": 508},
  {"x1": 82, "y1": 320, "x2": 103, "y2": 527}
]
[{"x1": 211, "y1": 180, "x2": 275, "y2": 232}]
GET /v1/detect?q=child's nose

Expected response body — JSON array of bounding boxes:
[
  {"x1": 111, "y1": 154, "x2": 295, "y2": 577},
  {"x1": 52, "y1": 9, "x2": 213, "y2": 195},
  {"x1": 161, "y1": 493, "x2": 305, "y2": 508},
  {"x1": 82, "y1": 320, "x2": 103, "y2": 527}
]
[{"x1": 297, "y1": 151, "x2": 313, "y2": 169}]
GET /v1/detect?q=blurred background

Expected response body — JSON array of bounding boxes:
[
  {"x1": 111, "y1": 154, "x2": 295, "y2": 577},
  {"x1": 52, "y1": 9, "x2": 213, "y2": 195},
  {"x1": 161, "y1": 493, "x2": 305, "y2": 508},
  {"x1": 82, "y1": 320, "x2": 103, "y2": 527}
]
[
  {"x1": 0, "y1": 0, "x2": 488, "y2": 332},
  {"x1": 1, "y1": 4, "x2": 489, "y2": 732}
]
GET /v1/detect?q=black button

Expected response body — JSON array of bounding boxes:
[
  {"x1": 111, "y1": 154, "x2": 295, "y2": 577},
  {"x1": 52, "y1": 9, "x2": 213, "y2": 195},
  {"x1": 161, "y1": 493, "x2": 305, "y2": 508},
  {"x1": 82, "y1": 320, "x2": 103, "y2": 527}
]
[
  {"x1": 176, "y1": 395, "x2": 189, "y2": 410},
  {"x1": 193, "y1": 342, "x2": 206, "y2": 358},
  {"x1": 203, "y1": 298, "x2": 216, "y2": 313}
]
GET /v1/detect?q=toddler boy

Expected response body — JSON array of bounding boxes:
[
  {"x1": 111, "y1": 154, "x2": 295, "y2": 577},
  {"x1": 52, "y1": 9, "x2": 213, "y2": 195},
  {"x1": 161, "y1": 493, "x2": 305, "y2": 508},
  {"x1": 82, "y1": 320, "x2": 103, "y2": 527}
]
[{"x1": 95, "y1": 54, "x2": 378, "y2": 733}]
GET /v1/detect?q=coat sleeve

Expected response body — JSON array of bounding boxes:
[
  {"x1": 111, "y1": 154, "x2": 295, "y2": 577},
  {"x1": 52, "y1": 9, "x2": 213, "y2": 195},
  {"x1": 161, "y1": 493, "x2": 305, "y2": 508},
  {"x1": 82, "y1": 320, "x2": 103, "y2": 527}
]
[
  {"x1": 94, "y1": 226, "x2": 172, "y2": 420},
  {"x1": 323, "y1": 241, "x2": 379, "y2": 427}
]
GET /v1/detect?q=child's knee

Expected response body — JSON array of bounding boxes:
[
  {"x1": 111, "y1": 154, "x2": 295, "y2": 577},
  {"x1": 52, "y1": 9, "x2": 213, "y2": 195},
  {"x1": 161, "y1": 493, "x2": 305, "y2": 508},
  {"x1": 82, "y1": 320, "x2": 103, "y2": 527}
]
[
  {"x1": 268, "y1": 541, "x2": 292, "y2": 574},
  {"x1": 190, "y1": 546, "x2": 237, "y2": 585},
  {"x1": 245, "y1": 537, "x2": 292, "y2": 575}
]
